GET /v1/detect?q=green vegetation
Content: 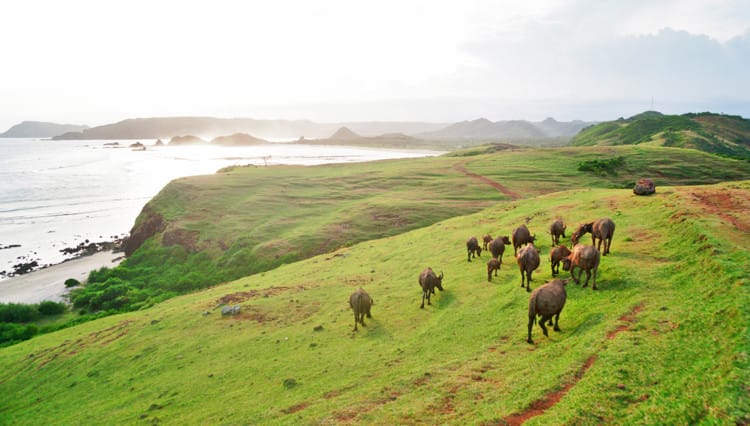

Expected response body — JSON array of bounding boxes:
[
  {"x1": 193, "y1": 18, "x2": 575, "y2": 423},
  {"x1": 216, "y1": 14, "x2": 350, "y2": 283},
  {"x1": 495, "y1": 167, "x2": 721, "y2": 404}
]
[
  {"x1": 69, "y1": 146, "x2": 750, "y2": 315},
  {"x1": 1, "y1": 181, "x2": 747, "y2": 424},
  {"x1": 577, "y1": 156, "x2": 626, "y2": 175},
  {"x1": 64, "y1": 278, "x2": 81, "y2": 288},
  {"x1": 0, "y1": 301, "x2": 68, "y2": 346},
  {"x1": 571, "y1": 111, "x2": 750, "y2": 160}
]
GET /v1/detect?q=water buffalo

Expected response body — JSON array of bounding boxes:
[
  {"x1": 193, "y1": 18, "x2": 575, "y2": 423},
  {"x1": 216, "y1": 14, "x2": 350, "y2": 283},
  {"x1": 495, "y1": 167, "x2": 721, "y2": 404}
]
[
  {"x1": 571, "y1": 218, "x2": 615, "y2": 255},
  {"x1": 549, "y1": 219, "x2": 566, "y2": 246},
  {"x1": 466, "y1": 237, "x2": 482, "y2": 262},
  {"x1": 549, "y1": 245, "x2": 572, "y2": 277},
  {"x1": 527, "y1": 278, "x2": 568, "y2": 344},
  {"x1": 418, "y1": 267, "x2": 444, "y2": 309},
  {"x1": 482, "y1": 234, "x2": 493, "y2": 251},
  {"x1": 563, "y1": 244, "x2": 601, "y2": 290},
  {"x1": 489, "y1": 236, "x2": 511, "y2": 261},
  {"x1": 512, "y1": 224, "x2": 536, "y2": 256},
  {"x1": 349, "y1": 287, "x2": 373, "y2": 331},
  {"x1": 516, "y1": 243, "x2": 540, "y2": 292},
  {"x1": 487, "y1": 258, "x2": 500, "y2": 281}
]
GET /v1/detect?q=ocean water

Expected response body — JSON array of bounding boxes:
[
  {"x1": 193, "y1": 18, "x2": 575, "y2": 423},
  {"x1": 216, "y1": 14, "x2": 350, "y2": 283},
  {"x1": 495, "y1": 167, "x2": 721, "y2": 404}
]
[{"x1": 0, "y1": 138, "x2": 442, "y2": 278}]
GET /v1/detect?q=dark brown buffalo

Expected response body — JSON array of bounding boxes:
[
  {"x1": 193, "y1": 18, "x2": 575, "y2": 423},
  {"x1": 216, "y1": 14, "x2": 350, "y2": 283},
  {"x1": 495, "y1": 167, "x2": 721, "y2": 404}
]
[
  {"x1": 549, "y1": 219, "x2": 566, "y2": 246},
  {"x1": 516, "y1": 243, "x2": 540, "y2": 292},
  {"x1": 549, "y1": 245, "x2": 572, "y2": 277},
  {"x1": 482, "y1": 234, "x2": 493, "y2": 251},
  {"x1": 487, "y1": 258, "x2": 500, "y2": 281},
  {"x1": 489, "y1": 236, "x2": 511, "y2": 261},
  {"x1": 563, "y1": 244, "x2": 601, "y2": 290},
  {"x1": 349, "y1": 287, "x2": 373, "y2": 331},
  {"x1": 466, "y1": 236, "x2": 482, "y2": 262},
  {"x1": 512, "y1": 224, "x2": 536, "y2": 256},
  {"x1": 572, "y1": 218, "x2": 615, "y2": 255},
  {"x1": 527, "y1": 278, "x2": 568, "y2": 344},
  {"x1": 418, "y1": 267, "x2": 444, "y2": 309}
]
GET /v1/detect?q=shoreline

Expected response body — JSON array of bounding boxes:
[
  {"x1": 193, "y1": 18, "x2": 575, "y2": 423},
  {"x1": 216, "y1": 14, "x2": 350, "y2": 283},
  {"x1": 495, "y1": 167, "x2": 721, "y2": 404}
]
[{"x1": 0, "y1": 251, "x2": 124, "y2": 304}]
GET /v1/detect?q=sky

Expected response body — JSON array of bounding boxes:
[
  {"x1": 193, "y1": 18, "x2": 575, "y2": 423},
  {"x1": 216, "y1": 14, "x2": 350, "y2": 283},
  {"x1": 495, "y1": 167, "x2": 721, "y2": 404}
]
[{"x1": 1, "y1": 0, "x2": 748, "y2": 130}]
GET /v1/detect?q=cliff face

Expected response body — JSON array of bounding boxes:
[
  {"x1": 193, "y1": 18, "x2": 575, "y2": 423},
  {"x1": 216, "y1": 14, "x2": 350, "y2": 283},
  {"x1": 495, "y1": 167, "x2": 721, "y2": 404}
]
[{"x1": 122, "y1": 205, "x2": 165, "y2": 256}]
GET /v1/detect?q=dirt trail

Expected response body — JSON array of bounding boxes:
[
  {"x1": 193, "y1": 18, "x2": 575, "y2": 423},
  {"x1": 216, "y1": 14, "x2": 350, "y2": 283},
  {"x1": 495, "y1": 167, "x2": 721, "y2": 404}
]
[
  {"x1": 502, "y1": 303, "x2": 644, "y2": 425},
  {"x1": 453, "y1": 163, "x2": 522, "y2": 200}
]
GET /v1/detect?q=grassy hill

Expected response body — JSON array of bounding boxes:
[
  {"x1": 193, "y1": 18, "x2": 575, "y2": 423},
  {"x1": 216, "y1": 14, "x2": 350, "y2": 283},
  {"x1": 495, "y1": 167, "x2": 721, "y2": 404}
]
[
  {"x1": 570, "y1": 111, "x2": 750, "y2": 160},
  {"x1": 65, "y1": 146, "x2": 750, "y2": 315},
  {"x1": 1, "y1": 180, "x2": 748, "y2": 424}
]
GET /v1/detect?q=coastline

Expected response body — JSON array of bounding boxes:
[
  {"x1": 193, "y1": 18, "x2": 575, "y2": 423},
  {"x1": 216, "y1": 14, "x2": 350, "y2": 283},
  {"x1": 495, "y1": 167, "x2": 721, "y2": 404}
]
[{"x1": 0, "y1": 251, "x2": 123, "y2": 304}]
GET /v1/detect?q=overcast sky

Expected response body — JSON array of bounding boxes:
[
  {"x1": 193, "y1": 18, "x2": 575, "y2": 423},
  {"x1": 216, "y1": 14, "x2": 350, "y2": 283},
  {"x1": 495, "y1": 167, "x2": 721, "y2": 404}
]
[{"x1": 1, "y1": 0, "x2": 748, "y2": 130}]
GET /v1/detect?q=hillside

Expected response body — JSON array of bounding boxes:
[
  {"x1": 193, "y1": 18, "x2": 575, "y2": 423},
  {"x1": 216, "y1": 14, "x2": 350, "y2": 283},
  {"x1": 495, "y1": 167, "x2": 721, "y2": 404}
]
[
  {"x1": 570, "y1": 111, "x2": 750, "y2": 160},
  {"x1": 420, "y1": 117, "x2": 594, "y2": 140},
  {"x1": 1, "y1": 180, "x2": 747, "y2": 424},
  {"x1": 70, "y1": 145, "x2": 750, "y2": 315},
  {"x1": 0, "y1": 121, "x2": 88, "y2": 138},
  {"x1": 50, "y1": 117, "x2": 448, "y2": 140},
  {"x1": 210, "y1": 133, "x2": 267, "y2": 146}
]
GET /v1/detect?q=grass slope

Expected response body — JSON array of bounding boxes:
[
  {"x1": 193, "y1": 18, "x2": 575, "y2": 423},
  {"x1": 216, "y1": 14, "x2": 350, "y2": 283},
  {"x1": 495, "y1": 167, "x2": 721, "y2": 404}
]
[
  {"x1": 571, "y1": 111, "x2": 750, "y2": 160},
  {"x1": 2, "y1": 181, "x2": 748, "y2": 424},
  {"x1": 69, "y1": 146, "x2": 750, "y2": 314}
]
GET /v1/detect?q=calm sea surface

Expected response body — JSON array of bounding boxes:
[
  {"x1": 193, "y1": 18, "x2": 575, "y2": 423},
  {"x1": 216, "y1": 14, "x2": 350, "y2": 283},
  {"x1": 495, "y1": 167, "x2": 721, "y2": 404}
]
[{"x1": 0, "y1": 139, "x2": 442, "y2": 278}]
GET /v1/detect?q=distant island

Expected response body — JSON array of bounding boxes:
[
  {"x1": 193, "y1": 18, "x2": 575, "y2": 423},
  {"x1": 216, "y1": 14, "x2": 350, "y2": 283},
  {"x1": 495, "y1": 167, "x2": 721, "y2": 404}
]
[
  {"x1": 210, "y1": 133, "x2": 267, "y2": 146},
  {"x1": 0, "y1": 121, "x2": 88, "y2": 138}
]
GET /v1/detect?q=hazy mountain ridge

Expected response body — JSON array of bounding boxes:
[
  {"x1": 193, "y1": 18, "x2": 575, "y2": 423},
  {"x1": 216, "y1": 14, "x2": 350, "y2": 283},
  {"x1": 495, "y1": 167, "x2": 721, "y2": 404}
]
[
  {"x1": 50, "y1": 117, "x2": 449, "y2": 140},
  {"x1": 0, "y1": 121, "x2": 88, "y2": 138},
  {"x1": 570, "y1": 111, "x2": 750, "y2": 159},
  {"x1": 418, "y1": 117, "x2": 594, "y2": 140}
]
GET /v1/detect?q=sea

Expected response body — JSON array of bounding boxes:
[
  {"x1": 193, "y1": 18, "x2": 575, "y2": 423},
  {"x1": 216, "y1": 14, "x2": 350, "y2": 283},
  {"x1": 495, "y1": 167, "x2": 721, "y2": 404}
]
[{"x1": 0, "y1": 138, "x2": 443, "y2": 279}]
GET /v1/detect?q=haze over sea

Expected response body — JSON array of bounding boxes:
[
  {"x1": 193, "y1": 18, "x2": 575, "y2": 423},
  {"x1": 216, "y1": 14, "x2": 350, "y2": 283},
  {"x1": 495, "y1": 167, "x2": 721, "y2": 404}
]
[{"x1": 0, "y1": 138, "x2": 441, "y2": 279}]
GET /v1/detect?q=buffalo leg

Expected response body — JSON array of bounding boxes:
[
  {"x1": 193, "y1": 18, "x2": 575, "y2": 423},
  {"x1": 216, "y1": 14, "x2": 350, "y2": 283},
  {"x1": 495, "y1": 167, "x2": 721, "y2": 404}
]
[
  {"x1": 539, "y1": 315, "x2": 550, "y2": 337},
  {"x1": 526, "y1": 271, "x2": 532, "y2": 292},
  {"x1": 592, "y1": 268, "x2": 598, "y2": 290},
  {"x1": 553, "y1": 313, "x2": 561, "y2": 332},
  {"x1": 527, "y1": 315, "x2": 535, "y2": 344},
  {"x1": 353, "y1": 313, "x2": 358, "y2": 331},
  {"x1": 582, "y1": 269, "x2": 591, "y2": 288},
  {"x1": 420, "y1": 291, "x2": 426, "y2": 309}
]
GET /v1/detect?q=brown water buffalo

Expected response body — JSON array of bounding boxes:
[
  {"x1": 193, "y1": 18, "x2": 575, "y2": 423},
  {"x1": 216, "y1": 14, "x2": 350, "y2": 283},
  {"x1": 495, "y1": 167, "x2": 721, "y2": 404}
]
[
  {"x1": 466, "y1": 237, "x2": 482, "y2": 262},
  {"x1": 527, "y1": 278, "x2": 568, "y2": 344},
  {"x1": 516, "y1": 243, "x2": 540, "y2": 292},
  {"x1": 418, "y1": 267, "x2": 444, "y2": 308},
  {"x1": 487, "y1": 258, "x2": 500, "y2": 281},
  {"x1": 563, "y1": 244, "x2": 601, "y2": 290},
  {"x1": 549, "y1": 219, "x2": 566, "y2": 246},
  {"x1": 571, "y1": 218, "x2": 615, "y2": 255},
  {"x1": 349, "y1": 287, "x2": 373, "y2": 331},
  {"x1": 512, "y1": 224, "x2": 536, "y2": 256},
  {"x1": 549, "y1": 245, "x2": 572, "y2": 277},
  {"x1": 482, "y1": 234, "x2": 493, "y2": 251},
  {"x1": 489, "y1": 235, "x2": 511, "y2": 261}
]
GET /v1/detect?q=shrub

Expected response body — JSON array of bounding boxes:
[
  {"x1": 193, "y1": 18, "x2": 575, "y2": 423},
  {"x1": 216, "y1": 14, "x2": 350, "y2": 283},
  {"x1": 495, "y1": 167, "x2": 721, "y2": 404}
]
[
  {"x1": 64, "y1": 278, "x2": 81, "y2": 288},
  {"x1": 577, "y1": 156, "x2": 626, "y2": 175},
  {"x1": 38, "y1": 301, "x2": 67, "y2": 316},
  {"x1": 0, "y1": 322, "x2": 38, "y2": 346},
  {"x1": 0, "y1": 303, "x2": 40, "y2": 323}
]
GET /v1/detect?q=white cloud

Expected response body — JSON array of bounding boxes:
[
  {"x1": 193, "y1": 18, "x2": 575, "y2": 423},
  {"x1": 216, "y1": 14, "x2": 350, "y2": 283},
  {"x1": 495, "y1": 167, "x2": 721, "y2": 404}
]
[{"x1": 0, "y1": 0, "x2": 748, "y2": 129}]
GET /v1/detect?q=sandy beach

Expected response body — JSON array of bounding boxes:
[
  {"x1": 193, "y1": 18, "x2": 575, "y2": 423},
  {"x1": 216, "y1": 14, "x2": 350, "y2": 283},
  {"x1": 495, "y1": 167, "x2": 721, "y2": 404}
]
[{"x1": 0, "y1": 251, "x2": 123, "y2": 304}]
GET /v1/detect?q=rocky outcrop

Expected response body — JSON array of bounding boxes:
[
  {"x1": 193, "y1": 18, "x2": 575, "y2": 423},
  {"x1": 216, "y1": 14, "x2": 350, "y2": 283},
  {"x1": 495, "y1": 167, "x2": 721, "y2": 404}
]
[
  {"x1": 210, "y1": 133, "x2": 267, "y2": 146},
  {"x1": 633, "y1": 178, "x2": 656, "y2": 195},
  {"x1": 122, "y1": 205, "x2": 165, "y2": 256}
]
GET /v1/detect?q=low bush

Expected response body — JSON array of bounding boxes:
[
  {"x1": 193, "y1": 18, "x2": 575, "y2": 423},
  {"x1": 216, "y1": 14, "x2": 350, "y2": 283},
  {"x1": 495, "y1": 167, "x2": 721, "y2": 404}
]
[{"x1": 38, "y1": 301, "x2": 67, "y2": 316}]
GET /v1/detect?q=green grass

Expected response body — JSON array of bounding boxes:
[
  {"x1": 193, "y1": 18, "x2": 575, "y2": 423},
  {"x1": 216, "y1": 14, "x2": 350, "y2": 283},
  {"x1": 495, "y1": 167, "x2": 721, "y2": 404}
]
[
  {"x1": 1, "y1": 181, "x2": 748, "y2": 424},
  {"x1": 68, "y1": 146, "x2": 750, "y2": 314},
  {"x1": 571, "y1": 111, "x2": 750, "y2": 160}
]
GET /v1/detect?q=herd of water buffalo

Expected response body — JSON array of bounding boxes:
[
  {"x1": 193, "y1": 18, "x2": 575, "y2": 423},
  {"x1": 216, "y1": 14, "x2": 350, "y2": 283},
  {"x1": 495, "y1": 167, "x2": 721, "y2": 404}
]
[{"x1": 348, "y1": 217, "x2": 616, "y2": 343}]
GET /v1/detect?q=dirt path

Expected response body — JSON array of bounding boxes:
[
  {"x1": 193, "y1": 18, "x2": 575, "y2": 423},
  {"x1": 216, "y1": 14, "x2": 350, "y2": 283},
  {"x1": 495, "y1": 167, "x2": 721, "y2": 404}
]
[
  {"x1": 502, "y1": 303, "x2": 644, "y2": 425},
  {"x1": 453, "y1": 163, "x2": 522, "y2": 200}
]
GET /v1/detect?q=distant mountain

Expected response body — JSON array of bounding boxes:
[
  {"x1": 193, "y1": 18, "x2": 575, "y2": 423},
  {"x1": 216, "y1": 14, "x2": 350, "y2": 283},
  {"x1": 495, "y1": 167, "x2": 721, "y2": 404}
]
[
  {"x1": 329, "y1": 127, "x2": 360, "y2": 139},
  {"x1": 570, "y1": 111, "x2": 750, "y2": 160},
  {"x1": 168, "y1": 135, "x2": 209, "y2": 145},
  {"x1": 210, "y1": 133, "x2": 267, "y2": 146},
  {"x1": 419, "y1": 117, "x2": 593, "y2": 140},
  {"x1": 52, "y1": 117, "x2": 448, "y2": 140},
  {"x1": 0, "y1": 121, "x2": 88, "y2": 138}
]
